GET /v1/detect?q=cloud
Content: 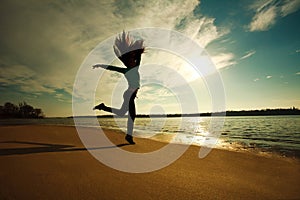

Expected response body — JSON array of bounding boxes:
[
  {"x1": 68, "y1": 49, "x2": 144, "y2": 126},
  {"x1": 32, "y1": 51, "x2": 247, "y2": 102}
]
[
  {"x1": 280, "y1": 0, "x2": 300, "y2": 16},
  {"x1": 0, "y1": 0, "x2": 117, "y2": 100},
  {"x1": 180, "y1": 17, "x2": 230, "y2": 48},
  {"x1": 240, "y1": 50, "x2": 256, "y2": 60},
  {"x1": 266, "y1": 75, "x2": 272, "y2": 79},
  {"x1": 211, "y1": 53, "x2": 236, "y2": 69},
  {"x1": 0, "y1": 0, "x2": 232, "y2": 114},
  {"x1": 0, "y1": 64, "x2": 54, "y2": 94},
  {"x1": 253, "y1": 78, "x2": 260, "y2": 82},
  {"x1": 296, "y1": 50, "x2": 300, "y2": 53},
  {"x1": 248, "y1": 3, "x2": 277, "y2": 31},
  {"x1": 248, "y1": 0, "x2": 300, "y2": 32},
  {"x1": 296, "y1": 72, "x2": 300, "y2": 75}
]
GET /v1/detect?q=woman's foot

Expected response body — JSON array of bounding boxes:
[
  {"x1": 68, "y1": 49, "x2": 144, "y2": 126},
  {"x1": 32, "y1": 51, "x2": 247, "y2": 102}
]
[
  {"x1": 125, "y1": 134, "x2": 135, "y2": 145},
  {"x1": 93, "y1": 103, "x2": 105, "y2": 110}
]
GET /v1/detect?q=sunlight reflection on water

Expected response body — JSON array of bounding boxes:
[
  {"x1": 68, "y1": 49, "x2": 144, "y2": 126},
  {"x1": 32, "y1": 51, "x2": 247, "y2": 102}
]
[{"x1": 1, "y1": 115, "x2": 299, "y2": 158}]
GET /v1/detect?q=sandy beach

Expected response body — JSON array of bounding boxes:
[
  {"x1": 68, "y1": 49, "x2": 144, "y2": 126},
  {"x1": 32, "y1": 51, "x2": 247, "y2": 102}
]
[{"x1": 0, "y1": 125, "x2": 299, "y2": 199}]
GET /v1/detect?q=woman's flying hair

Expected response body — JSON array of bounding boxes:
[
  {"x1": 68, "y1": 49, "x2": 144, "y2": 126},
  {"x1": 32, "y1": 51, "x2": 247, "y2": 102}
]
[{"x1": 113, "y1": 31, "x2": 145, "y2": 62}]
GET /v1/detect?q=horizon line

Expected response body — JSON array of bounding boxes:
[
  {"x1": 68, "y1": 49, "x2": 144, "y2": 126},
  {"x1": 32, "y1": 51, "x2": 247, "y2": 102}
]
[{"x1": 66, "y1": 107, "x2": 300, "y2": 118}]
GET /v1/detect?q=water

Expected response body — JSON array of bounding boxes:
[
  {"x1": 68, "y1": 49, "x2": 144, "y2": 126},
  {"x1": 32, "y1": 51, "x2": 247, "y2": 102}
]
[{"x1": 1, "y1": 116, "x2": 300, "y2": 158}]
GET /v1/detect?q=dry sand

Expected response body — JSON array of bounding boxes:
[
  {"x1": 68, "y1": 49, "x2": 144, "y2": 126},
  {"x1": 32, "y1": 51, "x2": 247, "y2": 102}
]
[{"x1": 0, "y1": 125, "x2": 299, "y2": 199}]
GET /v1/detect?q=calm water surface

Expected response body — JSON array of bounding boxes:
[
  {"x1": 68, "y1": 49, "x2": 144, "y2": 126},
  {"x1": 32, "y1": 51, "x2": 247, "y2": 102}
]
[{"x1": 1, "y1": 116, "x2": 299, "y2": 158}]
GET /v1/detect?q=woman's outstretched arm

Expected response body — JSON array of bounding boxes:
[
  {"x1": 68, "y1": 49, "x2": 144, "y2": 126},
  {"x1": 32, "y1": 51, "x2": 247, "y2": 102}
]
[{"x1": 92, "y1": 64, "x2": 126, "y2": 74}]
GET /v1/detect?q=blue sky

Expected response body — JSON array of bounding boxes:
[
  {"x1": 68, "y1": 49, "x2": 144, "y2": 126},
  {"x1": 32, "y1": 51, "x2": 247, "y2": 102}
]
[{"x1": 0, "y1": 0, "x2": 299, "y2": 117}]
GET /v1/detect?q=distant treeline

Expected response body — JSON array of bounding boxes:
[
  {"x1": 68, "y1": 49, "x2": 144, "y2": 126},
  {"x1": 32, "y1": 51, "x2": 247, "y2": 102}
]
[
  {"x1": 222, "y1": 107, "x2": 300, "y2": 116},
  {"x1": 0, "y1": 102, "x2": 45, "y2": 119},
  {"x1": 81, "y1": 107, "x2": 300, "y2": 118}
]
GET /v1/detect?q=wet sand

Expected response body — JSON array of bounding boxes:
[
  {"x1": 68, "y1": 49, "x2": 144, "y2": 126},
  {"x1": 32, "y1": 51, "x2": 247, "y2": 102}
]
[{"x1": 0, "y1": 125, "x2": 299, "y2": 199}]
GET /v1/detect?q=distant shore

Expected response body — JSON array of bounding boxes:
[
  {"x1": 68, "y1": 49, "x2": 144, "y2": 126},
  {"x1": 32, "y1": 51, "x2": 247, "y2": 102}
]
[
  {"x1": 67, "y1": 107, "x2": 300, "y2": 118},
  {"x1": 0, "y1": 125, "x2": 299, "y2": 199}
]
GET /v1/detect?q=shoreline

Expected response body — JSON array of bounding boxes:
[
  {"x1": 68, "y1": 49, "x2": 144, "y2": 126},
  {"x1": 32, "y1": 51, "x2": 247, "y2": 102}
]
[
  {"x1": 0, "y1": 125, "x2": 299, "y2": 199},
  {"x1": 1, "y1": 123, "x2": 299, "y2": 161}
]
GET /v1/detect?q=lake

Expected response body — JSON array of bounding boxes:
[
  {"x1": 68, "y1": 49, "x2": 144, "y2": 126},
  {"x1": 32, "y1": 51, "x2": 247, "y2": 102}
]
[{"x1": 1, "y1": 115, "x2": 299, "y2": 158}]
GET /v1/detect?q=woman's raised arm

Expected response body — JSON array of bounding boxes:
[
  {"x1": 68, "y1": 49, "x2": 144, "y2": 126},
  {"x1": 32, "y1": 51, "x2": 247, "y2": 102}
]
[{"x1": 92, "y1": 64, "x2": 126, "y2": 74}]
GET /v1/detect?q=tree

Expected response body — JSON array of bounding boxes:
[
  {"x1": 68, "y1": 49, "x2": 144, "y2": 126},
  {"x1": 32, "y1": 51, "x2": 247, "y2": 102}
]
[
  {"x1": 0, "y1": 101, "x2": 45, "y2": 118},
  {"x1": 2, "y1": 102, "x2": 19, "y2": 118},
  {"x1": 34, "y1": 108, "x2": 45, "y2": 118}
]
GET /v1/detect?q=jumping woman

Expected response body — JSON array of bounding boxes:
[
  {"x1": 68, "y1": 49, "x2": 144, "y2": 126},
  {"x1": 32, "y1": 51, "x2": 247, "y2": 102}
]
[{"x1": 93, "y1": 31, "x2": 145, "y2": 145}]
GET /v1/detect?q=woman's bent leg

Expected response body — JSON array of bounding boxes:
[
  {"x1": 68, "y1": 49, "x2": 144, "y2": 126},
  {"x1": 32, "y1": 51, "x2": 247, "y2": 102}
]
[
  {"x1": 101, "y1": 92, "x2": 129, "y2": 116},
  {"x1": 101, "y1": 105, "x2": 127, "y2": 116}
]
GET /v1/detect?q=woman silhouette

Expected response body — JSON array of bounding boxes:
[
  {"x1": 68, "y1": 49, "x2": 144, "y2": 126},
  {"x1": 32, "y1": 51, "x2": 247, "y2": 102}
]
[{"x1": 93, "y1": 31, "x2": 145, "y2": 144}]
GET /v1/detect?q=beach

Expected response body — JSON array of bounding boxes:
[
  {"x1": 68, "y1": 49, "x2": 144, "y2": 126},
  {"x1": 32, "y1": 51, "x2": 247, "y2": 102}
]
[{"x1": 0, "y1": 125, "x2": 299, "y2": 199}]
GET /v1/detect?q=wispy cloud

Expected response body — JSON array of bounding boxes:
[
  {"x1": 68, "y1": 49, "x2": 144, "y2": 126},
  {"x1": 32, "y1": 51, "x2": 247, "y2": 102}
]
[
  {"x1": 211, "y1": 53, "x2": 236, "y2": 69},
  {"x1": 0, "y1": 0, "x2": 116, "y2": 100},
  {"x1": 249, "y1": 4, "x2": 277, "y2": 31},
  {"x1": 296, "y1": 72, "x2": 300, "y2": 75},
  {"x1": 280, "y1": 0, "x2": 300, "y2": 16},
  {"x1": 240, "y1": 50, "x2": 256, "y2": 60},
  {"x1": 253, "y1": 78, "x2": 260, "y2": 82},
  {"x1": 0, "y1": 64, "x2": 54, "y2": 94},
  {"x1": 180, "y1": 17, "x2": 230, "y2": 48},
  {"x1": 0, "y1": 0, "x2": 235, "y2": 116},
  {"x1": 248, "y1": 0, "x2": 300, "y2": 32},
  {"x1": 0, "y1": 0, "x2": 230, "y2": 97},
  {"x1": 266, "y1": 75, "x2": 272, "y2": 79}
]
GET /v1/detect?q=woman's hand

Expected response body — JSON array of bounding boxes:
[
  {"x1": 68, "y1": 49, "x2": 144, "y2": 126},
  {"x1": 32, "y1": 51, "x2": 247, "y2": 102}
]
[
  {"x1": 92, "y1": 64, "x2": 106, "y2": 69},
  {"x1": 92, "y1": 64, "x2": 99, "y2": 69}
]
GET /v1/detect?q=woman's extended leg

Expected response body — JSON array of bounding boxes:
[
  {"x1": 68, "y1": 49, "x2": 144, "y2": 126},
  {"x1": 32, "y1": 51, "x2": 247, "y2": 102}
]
[
  {"x1": 127, "y1": 94, "x2": 136, "y2": 136},
  {"x1": 125, "y1": 90, "x2": 137, "y2": 144}
]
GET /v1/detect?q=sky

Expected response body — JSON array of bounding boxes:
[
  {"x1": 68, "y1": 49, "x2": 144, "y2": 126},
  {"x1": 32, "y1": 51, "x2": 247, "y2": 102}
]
[{"x1": 0, "y1": 0, "x2": 299, "y2": 117}]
